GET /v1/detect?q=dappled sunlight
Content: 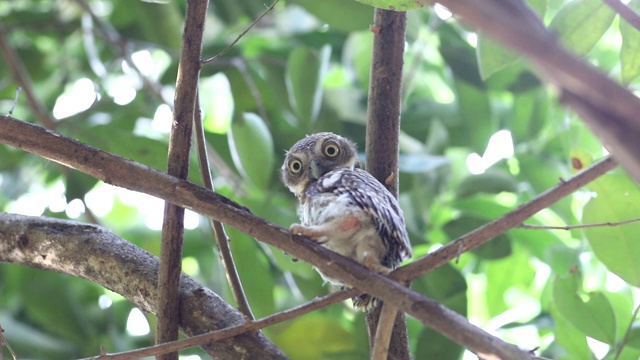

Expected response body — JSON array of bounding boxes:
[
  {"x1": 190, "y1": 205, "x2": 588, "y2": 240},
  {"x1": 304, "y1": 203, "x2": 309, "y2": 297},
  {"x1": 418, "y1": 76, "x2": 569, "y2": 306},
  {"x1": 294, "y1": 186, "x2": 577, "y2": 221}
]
[
  {"x1": 52, "y1": 78, "x2": 98, "y2": 119},
  {"x1": 466, "y1": 130, "x2": 514, "y2": 174}
]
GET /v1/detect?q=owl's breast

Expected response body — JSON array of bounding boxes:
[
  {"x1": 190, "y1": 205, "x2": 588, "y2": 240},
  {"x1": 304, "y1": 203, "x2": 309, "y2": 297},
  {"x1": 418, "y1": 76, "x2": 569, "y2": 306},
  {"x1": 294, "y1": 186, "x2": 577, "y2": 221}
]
[{"x1": 299, "y1": 189, "x2": 355, "y2": 227}]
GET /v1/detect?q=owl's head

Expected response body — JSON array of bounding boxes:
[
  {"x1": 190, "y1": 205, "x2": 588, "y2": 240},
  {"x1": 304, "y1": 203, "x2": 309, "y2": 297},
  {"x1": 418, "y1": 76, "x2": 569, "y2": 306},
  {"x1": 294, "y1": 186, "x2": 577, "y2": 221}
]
[{"x1": 281, "y1": 132, "x2": 360, "y2": 197}]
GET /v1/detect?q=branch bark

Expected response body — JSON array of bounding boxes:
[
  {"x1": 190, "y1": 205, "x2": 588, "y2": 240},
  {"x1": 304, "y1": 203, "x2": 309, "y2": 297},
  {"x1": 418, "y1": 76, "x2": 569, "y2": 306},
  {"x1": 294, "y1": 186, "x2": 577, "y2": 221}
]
[
  {"x1": 365, "y1": 8, "x2": 410, "y2": 360},
  {"x1": 0, "y1": 213, "x2": 287, "y2": 360},
  {"x1": 156, "y1": 2, "x2": 207, "y2": 357}
]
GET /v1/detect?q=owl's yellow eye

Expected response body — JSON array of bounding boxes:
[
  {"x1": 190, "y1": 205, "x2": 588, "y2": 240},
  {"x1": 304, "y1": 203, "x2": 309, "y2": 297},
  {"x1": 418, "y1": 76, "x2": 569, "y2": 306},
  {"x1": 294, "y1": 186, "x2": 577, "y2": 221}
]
[
  {"x1": 323, "y1": 142, "x2": 340, "y2": 157},
  {"x1": 289, "y1": 160, "x2": 303, "y2": 173}
]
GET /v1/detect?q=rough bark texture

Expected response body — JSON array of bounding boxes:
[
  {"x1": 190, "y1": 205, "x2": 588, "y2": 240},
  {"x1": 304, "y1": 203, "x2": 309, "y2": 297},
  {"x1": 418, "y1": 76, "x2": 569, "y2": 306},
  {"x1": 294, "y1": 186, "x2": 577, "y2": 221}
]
[
  {"x1": 156, "y1": 1, "x2": 207, "y2": 357},
  {"x1": 0, "y1": 213, "x2": 288, "y2": 360},
  {"x1": 364, "y1": 8, "x2": 410, "y2": 360}
]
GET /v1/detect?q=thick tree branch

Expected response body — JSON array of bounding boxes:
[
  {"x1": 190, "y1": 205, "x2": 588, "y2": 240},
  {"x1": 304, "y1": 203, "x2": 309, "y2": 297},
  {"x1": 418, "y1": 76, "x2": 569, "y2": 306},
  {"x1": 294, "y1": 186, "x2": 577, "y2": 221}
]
[
  {"x1": 365, "y1": 8, "x2": 409, "y2": 360},
  {"x1": 433, "y1": 0, "x2": 640, "y2": 183},
  {"x1": 0, "y1": 213, "x2": 287, "y2": 360},
  {"x1": 156, "y1": 2, "x2": 207, "y2": 357}
]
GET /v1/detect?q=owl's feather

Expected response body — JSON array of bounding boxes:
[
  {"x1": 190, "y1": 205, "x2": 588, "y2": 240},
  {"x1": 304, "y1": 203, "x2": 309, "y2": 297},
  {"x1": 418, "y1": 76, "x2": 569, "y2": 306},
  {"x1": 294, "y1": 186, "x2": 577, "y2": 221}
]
[{"x1": 305, "y1": 167, "x2": 412, "y2": 269}]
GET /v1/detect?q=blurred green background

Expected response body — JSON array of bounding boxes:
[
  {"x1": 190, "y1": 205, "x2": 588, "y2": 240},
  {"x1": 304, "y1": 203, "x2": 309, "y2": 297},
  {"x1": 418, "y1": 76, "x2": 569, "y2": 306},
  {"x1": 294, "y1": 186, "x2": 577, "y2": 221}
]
[{"x1": 1, "y1": 0, "x2": 640, "y2": 359}]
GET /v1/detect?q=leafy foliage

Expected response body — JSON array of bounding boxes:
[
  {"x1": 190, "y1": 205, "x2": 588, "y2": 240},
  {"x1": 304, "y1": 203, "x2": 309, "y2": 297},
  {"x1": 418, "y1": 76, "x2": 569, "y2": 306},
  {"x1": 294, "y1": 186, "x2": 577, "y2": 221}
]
[{"x1": 1, "y1": 0, "x2": 640, "y2": 359}]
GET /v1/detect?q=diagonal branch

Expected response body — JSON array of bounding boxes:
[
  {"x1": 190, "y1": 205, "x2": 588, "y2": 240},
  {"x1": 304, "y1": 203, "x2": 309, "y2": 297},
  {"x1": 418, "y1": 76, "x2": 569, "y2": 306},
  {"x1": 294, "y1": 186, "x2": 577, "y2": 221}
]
[
  {"x1": 0, "y1": 25, "x2": 57, "y2": 129},
  {"x1": 0, "y1": 113, "x2": 613, "y2": 359},
  {"x1": 603, "y1": 0, "x2": 640, "y2": 31}
]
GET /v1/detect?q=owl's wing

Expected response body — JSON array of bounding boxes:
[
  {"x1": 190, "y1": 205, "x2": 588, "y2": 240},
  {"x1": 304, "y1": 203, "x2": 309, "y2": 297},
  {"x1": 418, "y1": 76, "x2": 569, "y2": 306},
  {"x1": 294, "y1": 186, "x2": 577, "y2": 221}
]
[{"x1": 313, "y1": 168, "x2": 413, "y2": 268}]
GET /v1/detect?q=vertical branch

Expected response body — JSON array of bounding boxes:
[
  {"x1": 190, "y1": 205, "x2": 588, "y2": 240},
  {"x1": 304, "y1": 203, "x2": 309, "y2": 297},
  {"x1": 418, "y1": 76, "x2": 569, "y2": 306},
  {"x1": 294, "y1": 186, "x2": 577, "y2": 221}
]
[
  {"x1": 365, "y1": 8, "x2": 410, "y2": 360},
  {"x1": 156, "y1": 1, "x2": 208, "y2": 359},
  {"x1": 365, "y1": 9, "x2": 405, "y2": 196}
]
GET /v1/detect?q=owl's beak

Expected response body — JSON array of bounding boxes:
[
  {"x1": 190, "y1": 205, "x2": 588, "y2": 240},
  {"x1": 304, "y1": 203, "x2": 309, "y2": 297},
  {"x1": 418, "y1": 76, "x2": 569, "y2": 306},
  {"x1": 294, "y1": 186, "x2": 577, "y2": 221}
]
[{"x1": 309, "y1": 160, "x2": 327, "y2": 180}]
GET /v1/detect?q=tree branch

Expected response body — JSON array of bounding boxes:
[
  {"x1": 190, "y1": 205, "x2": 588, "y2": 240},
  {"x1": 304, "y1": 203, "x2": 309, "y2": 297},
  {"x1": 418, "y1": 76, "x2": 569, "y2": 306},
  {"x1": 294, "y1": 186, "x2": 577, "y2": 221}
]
[
  {"x1": 603, "y1": 0, "x2": 640, "y2": 31},
  {"x1": 0, "y1": 213, "x2": 287, "y2": 360},
  {"x1": 156, "y1": 2, "x2": 206, "y2": 357},
  {"x1": 365, "y1": 8, "x2": 410, "y2": 360}
]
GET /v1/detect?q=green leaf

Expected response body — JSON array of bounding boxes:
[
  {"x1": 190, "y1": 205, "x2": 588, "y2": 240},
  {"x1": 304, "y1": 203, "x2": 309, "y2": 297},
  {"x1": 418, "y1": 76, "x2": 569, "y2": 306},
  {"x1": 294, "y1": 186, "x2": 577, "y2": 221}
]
[
  {"x1": 286, "y1": 45, "x2": 331, "y2": 127},
  {"x1": 22, "y1": 271, "x2": 94, "y2": 343},
  {"x1": 228, "y1": 112, "x2": 275, "y2": 190},
  {"x1": 415, "y1": 327, "x2": 463, "y2": 360},
  {"x1": 549, "y1": 0, "x2": 615, "y2": 56},
  {"x1": 202, "y1": 73, "x2": 234, "y2": 134},
  {"x1": 226, "y1": 227, "x2": 276, "y2": 318},
  {"x1": 477, "y1": 35, "x2": 520, "y2": 80},
  {"x1": 413, "y1": 263, "x2": 467, "y2": 312},
  {"x1": 627, "y1": 322, "x2": 640, "y2": 349},
  {"x1": 290, "y1": 0, "x2": 373, "y2": 32},
  {"x1": 352, "y1": 0, "x2": 426, "y2": 11},
  {"x1": 272, "y1": 315, "x2": 355, "y2": 360},
  {"x1": 551, "y1": 307, "x2": 591, "y2": 359},
  {"x1": 620, "y1": 2, "x2": 640, "y2": 84},
  {"x1": 444, "y1": 216, "x2": 512, "y2": 260},
  {"x1": 439, "y1": 24, "x2": 484, "y2": 88},
  {"x1": 583, "y1": 173, "x2": 640, "y2": 287},
  {"x1": 132, "y1": 1, "x2": 183, "y2": 51},
  {"x1": 456, "y1": 170, "x2": 518, "y2": 198},
  {"x1": 552, "y1": 273, "x2": 617, "y2": 344},
  {"x1": 344, "y1": 31, "x2": 374, "y2": 92}
]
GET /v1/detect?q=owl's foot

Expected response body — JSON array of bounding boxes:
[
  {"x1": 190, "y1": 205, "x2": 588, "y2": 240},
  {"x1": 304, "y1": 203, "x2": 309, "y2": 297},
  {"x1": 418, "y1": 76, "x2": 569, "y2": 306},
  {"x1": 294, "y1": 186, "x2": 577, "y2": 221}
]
[
  {"x1": 290, "y1": 216, "x2": 361, "y2": 244},
  {"x1": 362, "y1": 251, "x2": 391, "y2": 274}
]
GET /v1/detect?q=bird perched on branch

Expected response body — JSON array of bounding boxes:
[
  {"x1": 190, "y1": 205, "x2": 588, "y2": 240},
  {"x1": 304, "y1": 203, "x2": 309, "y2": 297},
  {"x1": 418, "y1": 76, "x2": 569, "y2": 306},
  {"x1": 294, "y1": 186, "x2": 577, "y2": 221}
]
[{"x1": 281, "y1": 132, "x2": 412, "y2": 310}]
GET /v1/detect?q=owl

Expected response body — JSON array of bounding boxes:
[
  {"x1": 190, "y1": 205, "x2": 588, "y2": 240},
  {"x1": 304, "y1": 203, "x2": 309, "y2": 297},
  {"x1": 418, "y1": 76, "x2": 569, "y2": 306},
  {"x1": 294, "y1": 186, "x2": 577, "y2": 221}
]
[{"x1": 281, "y1": 132, "x2": 412, "y2": 310}]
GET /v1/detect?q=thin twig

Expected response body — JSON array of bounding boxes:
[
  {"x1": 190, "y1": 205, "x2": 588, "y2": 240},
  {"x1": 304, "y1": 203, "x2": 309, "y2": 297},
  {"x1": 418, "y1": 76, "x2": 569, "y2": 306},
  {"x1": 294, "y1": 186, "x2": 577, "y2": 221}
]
[
  {"x1": 519, "y1": 218, "x2": 640, "y2": 230},
  {"x1": 231, "y1": 57, "x2": 270, "y2": 125},
  {"x1": 0, "y1": 25, "x2": 56, "y2": 128},
  {"x1": 202, "y1": 0, "x2": 280, "y2": 64},
  {"x1": 80, "y1": 290, "x2": 353, "y2": 359},
  {"x1": 193, "y1": 90, "x2": 254, "y2": 319},
  {"x1": 7, "y1": 87, "x2": 21, "y2": 116},
  {"x1": 614, "y1": 303, "x2": 640, "y2": 360},
  {"x1": 0, "y1": 323, "x2": 18, "y2": 360},
  {"x1": 603, "y1": 0, "x2": 640, "y2": 31}
]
